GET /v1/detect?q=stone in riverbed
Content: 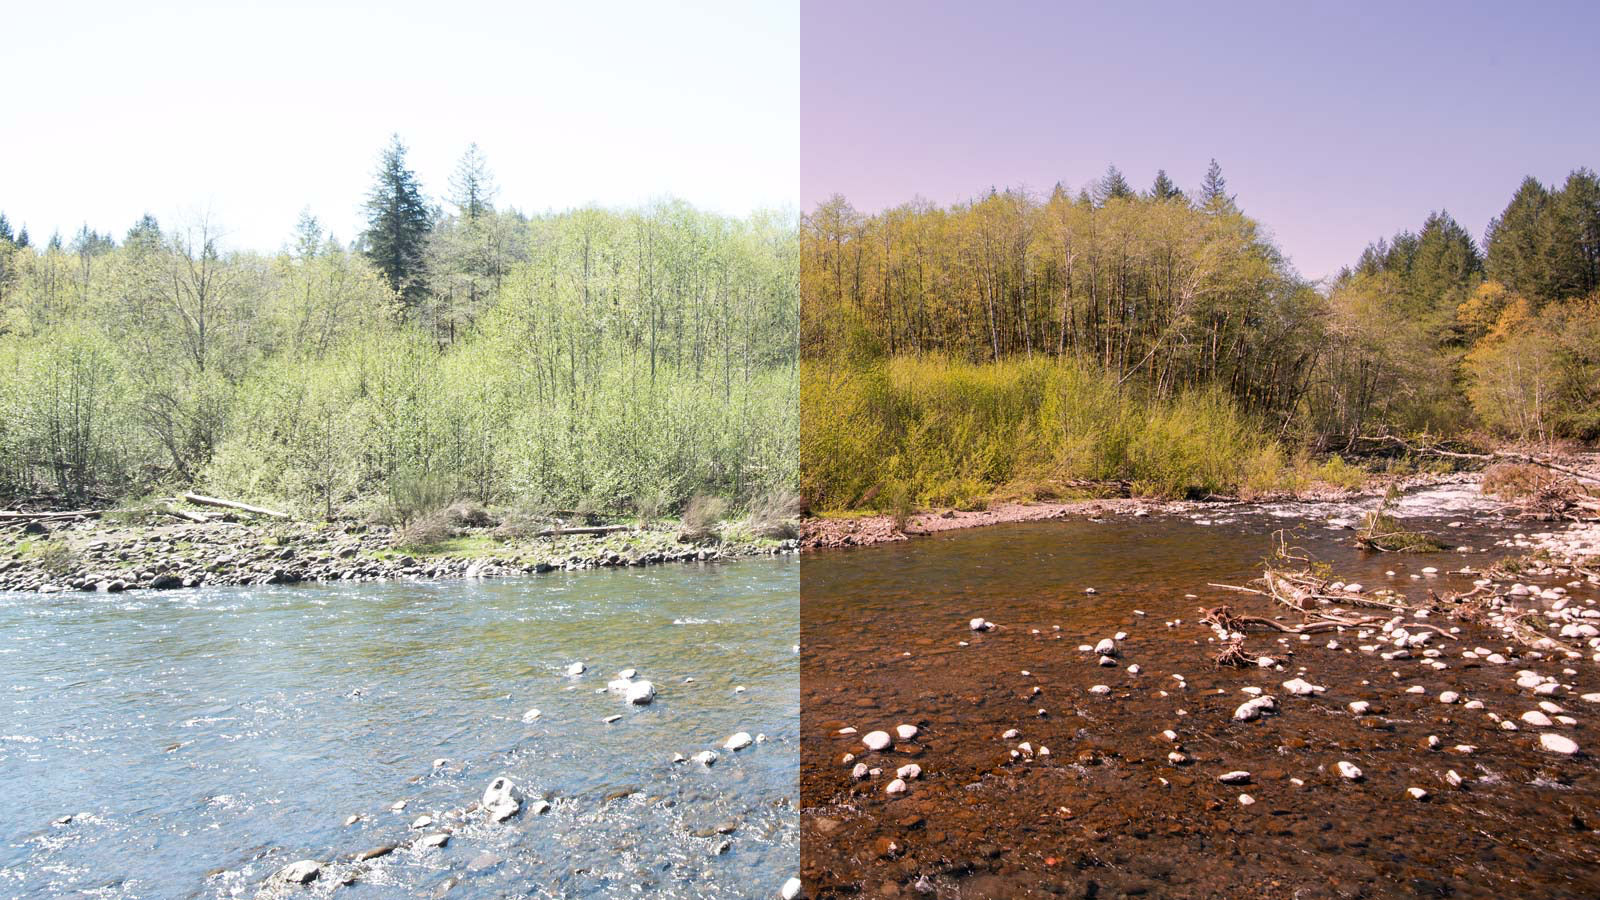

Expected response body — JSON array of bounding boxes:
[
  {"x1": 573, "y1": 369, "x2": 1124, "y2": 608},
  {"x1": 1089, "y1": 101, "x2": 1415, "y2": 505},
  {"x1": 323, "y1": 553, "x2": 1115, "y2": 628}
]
[
  {"x1": 1336, "y1": 761, "x2": 1363, "y2": 781},
  {"x1": 896, "y1": 763, "x2": 922, "y2": 779},
  {"x1": 1521, "y1": 710, "x2": 1553, "y2": 727},
  {"x1": 691, "y1": 750, "x2": 719, "y2": 766},
  {"x1": 969, "y1": 617, "x2": 993, "y2": 631},
  {"x1": 884, "y1": 778, "x2": 907, "y2": 795},
  {"x1": 781, "y1": 876, "x2": 802, "y2": 899},
  {"x1": 1281, "y1": 677, "x2": 1325, "y2": 695},
  {"x1": 895, "y1": 724, "x2": 919, "y2": 740},
  {"x1": 1218, "y1": 770, "x2": 1251, "y2": 784},
  {"x1": 625, "y1": 680, "x2": 657, "y2": 704},
  {"x1": 521, "y1": 708, "x2": 542, "y2": 723},
  {"x1": 279, "y1": 860, "x2": 321, "y2": 884},
  {"x1": 565, "y1": 662, "x2": 586, "y2": 676},
  {"x1": 724, "y1": 732, "x2": 753, "y2": 751},
  {"x1": 862, "y1": 730, "x2": 892, "y2": 751},
  {"x1": 482, "y1": 777, "x2": 522, "y2": 822},
  {"x1": 1539, "y1": 733, "x2": 1579, "y2": 755}
]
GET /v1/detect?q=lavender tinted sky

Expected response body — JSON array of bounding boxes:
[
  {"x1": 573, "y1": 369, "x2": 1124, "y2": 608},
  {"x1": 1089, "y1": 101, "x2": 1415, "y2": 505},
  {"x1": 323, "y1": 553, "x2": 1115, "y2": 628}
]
[
  {"x1": 802, "y1": 0, "x2": 1600, "y2": 281},
  {"x1": 2, "y1": 0, "x2": 798, "y2": 252}
]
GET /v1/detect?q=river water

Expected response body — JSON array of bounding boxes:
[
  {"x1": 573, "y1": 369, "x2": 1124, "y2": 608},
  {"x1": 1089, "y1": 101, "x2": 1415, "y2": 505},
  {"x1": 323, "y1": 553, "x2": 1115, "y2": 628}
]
[
  {"x1": 801, "y1": 486, "x2": 1600, "y2": 898},
  {"x1": 0, "y1": 558, "x2": 799, "y2": 899}
]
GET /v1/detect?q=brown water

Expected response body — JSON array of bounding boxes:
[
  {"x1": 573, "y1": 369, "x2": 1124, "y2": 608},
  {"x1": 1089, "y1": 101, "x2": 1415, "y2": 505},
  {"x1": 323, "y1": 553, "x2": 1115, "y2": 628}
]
[{"x1": 800, "y1": 494, "x2": 1600, "y2": 899}]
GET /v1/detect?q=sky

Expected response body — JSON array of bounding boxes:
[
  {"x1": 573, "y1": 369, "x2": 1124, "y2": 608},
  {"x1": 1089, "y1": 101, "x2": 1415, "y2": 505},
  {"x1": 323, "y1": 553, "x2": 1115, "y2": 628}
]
[
  {"x1": 802, "y1": 0, "x2": 1600, "y2": 281},
  {"x1": 1, "y1": 0, "x2": 798, "y2": 252}
]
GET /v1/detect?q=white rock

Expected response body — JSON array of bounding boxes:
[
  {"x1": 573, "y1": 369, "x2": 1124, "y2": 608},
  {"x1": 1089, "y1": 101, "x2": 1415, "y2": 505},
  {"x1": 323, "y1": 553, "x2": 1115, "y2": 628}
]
[
  {"x1": 624, "y1": 680, "x2": 657, "y2": 704},
  {"x1": 862, "y1": 730, "x2": 892, "y2": 751},
  {"x1": 885, "y1": 778, "x2": 907, "y2": 795},
  {"x1": 1539, "y1": 733, "x2": 1579, "y2": 755},
  {"x1": 896, "y1": 764, "x2": 922, "y2": 780},
  {"x1": 851, "y1": 762, "x2": 869, "y2": 779},
  {"x1": 725, "y1": 732, "x2": 754, "y2": 751},
  {"x1": 692, "y1": 750, "x2": 719, "y2": 766},
  {"x1": 279, "y1": 860, "x2": 321, "y2": 883},
  {"x1": 419, "y1": 832, "x2": 450, "y2": 849},
  {"x1": 1407, "y1": 787, "x2": 1429, "y2": 800},
  {"x1": 895, "y1": 724, "x2": 919, "y2": 740},
  {"x1": 565, "y1": 662, "x2": 586, "y2": 676},
  {"x1": 1438, "y1": 691, "x2": 1459, "y2": 704},
  {"x1": 618, "y1": 668, "x2": 637, "y2": 679},
  {"x1": 969, "y1": 617, "x2": 992, "y2": 631},
  {"x1": 1282, "y1": 678, "x2": 1325, "y2": 695},
  {"x1": 1095, "y1": 638, "x2": 1117, "y2": 656},
  {"x1": 1521, "y1": 710, "x2": 1553, "y2": 727},
  {"x1": 1219, "y1": 770, "x2": 1251, "y2": 784},
  {"x1": 782, "y1": 876, "x2": 803, "y2": 899},
  {"x1": 411, "y1": 815, "x2": 433, "y2": 829},
  {"x1": 521, "y1": 708, "x2": 542, "y2": 723},
  {"x1": 1098, "y1": 655, "x2": 1118, "y2": 667},
  {"x1": 1089, "y1": 684, "x2": 1111, "y2": 695},
  {"x1": 1002, "y1": 728, "x2": 1019, "y2": 739},
  {"x1": 1167, "y1": 751, "x2": 1189, "y2": 765},
  {"x1": 1348, "y1": 701, "x2": 1371, "y2": 714},
  {"x1": 482, "y1": 777, "x2": 522, "y2": 822},
  {"x1": 1237, "y1": 793, "x2": 1255, "y2": 806},
  {"x1": 1444, "y1": 770, "x2": 1464, "y2": 787},
  {"x1": 1336, "y1": 761, "x2": 1363, "y2": 781}
]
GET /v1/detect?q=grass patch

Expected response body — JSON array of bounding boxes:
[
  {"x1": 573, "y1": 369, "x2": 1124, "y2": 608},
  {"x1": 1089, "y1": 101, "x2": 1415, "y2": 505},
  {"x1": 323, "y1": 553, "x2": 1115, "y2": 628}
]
[{"x1": 802, "y1": 354, "x2": 1294, "y2": 511}]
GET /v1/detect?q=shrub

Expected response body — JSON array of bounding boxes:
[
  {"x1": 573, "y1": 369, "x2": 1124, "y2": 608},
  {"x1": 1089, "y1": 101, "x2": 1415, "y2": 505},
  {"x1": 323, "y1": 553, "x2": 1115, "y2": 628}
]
[
  {"x1": 33, "y1": 539, "x2": 79, "y2": 576},
  {"x1": 747, "y1": 487, "x2": 803, "y2": 539},
  {"x1": 1481, "y1": 462, "x2": 1558, "y2": 500},
  {"x1": 678, "y1": 495, "x2": 728, "y2": 542},
  {"x1": 396, "y1": 507, "x2": 456, "y2": 550}
]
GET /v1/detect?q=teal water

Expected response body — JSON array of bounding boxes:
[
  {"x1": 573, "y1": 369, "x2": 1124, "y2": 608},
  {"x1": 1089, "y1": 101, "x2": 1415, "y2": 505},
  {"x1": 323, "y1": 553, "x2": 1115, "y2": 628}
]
[{"x1": 0, "y1": 558, "x2": 798, "y2": 898}]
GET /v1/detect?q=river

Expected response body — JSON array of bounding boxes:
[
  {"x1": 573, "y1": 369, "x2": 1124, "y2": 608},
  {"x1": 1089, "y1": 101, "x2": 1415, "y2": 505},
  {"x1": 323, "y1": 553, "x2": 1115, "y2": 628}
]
[
  {"x1": 800, "y1": 485, "x2": 1600, "y2": 898},
  {"x1": 0, "y1": 558, "x2": 799, "y2": 899}
]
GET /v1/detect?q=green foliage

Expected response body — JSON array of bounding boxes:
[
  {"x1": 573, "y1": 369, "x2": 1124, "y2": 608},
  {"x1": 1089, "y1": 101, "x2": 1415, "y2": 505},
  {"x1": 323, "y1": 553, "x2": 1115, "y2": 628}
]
[
  {"x1": 0, "y1": 196, "x2": 796, "y2": 517},
  {"x1": 362, "y1": 134, "x2": 434, "y2": 309},
  {"x1": 801, "y1": 355, "x2": 1288, "y2": 510}
]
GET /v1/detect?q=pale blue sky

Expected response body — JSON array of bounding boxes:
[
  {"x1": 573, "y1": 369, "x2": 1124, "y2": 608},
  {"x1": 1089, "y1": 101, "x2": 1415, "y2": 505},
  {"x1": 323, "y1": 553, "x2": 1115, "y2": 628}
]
[
  {"x1": 803, "y1": 1, "x2": 1600, "y2": 281},
  {"x1": 2, "y1": 0, "x2": 799, "y2": 251}
]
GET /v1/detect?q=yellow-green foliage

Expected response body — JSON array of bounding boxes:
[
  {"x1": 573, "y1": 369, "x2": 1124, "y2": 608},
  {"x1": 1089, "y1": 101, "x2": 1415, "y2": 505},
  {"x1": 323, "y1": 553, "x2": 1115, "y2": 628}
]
[{"x1": 802, "y1": 355, "x2": 1290, "y2": 510}]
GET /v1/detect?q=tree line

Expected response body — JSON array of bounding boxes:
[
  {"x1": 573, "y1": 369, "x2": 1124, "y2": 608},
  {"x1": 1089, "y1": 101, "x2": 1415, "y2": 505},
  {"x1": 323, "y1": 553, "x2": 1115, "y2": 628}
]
[
  {"x1": 802, "y1": 162, "x2": 1600, "y2": 449},
  {"x1": 0, "y1": 137, "x2": 798, "y2": 514}
]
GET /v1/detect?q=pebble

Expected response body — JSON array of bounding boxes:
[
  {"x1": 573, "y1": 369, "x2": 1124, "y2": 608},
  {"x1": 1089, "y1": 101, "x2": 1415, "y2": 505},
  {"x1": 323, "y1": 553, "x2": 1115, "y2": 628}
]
[
  {"x1": 1521, "y1": 710, "x2": 1553, "y2": 727},
  {"x1": 896, "y1": 764, "x2": 922, "y2": 779},
  {"x1": 624, "y1": 680, "x2": 657, "y2": 705},
  {"x1": 1407, "y1": 787, "x2": 1429, "y2": 800},
  {"x1": 1438, "y1": 691, "x2": 1459, "y2": 704},
  {"x1": 1088, "y1": 684, "x2": 1111, "y2": 695},
  {"x1": 1539, "y1": 733, "x2": 1579, "y2": 755},
  {"x1": 895, "y1": 724, "x2": 919, "y2": 740},
  {"x1": 1282, "y1": 677, "x2": 1325, "y2": 695},
  {"x1": 419, "y1": 832, "x2": 450, "y2": 849},
  {"x1": 565, "y1": 662, "x2": 586, "y2": 676},
  {"x1": 521, "y1": 709, "x2": 542, "y2": 722},
  {"x1": 725, "y1": 732, "x2": 754, "y2": 751},
  {"x1": 1336, "y1": 761, "x2": 1363, "y2": 781},
  {"x1": 692, "y1": 750, "x2": 719, "y2": 766},
  {"x1": 885, "y1": 778, "x2": 907, "y2": 795},
  {"x1": 862, "y1": 731, "x2": 892, "y2": 751},
  {"x1": 1219, "y1": 770, "x2": 1252, "y2": 784},
  {"x1": 1237, "y1": 793, "x2": 1255, "y2": 806},
  {"x1": 782, "y1": 877, "x2": 802, "y2": 899}
]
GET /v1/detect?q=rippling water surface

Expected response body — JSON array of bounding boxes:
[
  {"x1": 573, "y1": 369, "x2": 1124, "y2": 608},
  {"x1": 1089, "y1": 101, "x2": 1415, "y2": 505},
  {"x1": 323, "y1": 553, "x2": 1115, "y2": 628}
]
[{"x1": 0, "y1": 558, "x2": 798, "y2": 899}]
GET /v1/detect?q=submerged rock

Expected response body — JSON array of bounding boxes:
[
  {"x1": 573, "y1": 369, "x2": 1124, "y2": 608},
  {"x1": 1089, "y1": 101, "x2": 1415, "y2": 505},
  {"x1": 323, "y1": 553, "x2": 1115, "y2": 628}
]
[
  {"x1": 625, "y1": 680, "x2": 657, "y2": 704},
  {"x1": 725, "y1": 732, "x2": 753, "y2": 751}
]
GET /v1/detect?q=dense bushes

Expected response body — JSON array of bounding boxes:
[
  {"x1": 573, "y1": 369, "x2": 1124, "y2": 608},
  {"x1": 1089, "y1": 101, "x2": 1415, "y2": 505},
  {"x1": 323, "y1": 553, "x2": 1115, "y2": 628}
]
[{"x1": 0, "y1": 203, "x2": 797, "y2": 516}]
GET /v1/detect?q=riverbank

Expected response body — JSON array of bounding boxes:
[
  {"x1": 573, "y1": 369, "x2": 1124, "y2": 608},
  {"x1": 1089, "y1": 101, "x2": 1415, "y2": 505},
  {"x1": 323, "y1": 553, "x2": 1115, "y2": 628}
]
[
  {"x1": 0, "y1": 514, "x2": 797, "y2": 594},
  {"x1": 801, "y1": 451, "x2": 1600, "y2": 554}
]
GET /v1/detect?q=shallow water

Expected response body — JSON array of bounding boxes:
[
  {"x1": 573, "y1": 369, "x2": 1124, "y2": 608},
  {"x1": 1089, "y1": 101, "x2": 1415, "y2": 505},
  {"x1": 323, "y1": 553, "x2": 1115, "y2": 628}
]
[
  {"x1": 0, "y1": 558, "x2": 798, "y2": 899},
  {"x1": 800, "y1": 487, "x2": 1600, "y2": 898}
]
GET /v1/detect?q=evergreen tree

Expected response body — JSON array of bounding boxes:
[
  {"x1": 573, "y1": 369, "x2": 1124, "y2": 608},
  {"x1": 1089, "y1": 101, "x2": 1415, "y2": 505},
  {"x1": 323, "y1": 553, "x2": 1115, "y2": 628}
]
[
  {"x1": 1095, "y1": 165, "x2": 1134, "y2": 205},
  {"x1": 1149, "y1": 169, "x2": 1184, "y2": 202},
  {"x1": 1411, "y1": 211, "x2": 1482, "y2": 304},
  {"x1": 362, "y1": 134, "x2": 433, "y2": 309},
  {"x1": 1200, "y1": 158, "x2": 1236, "y2": 214},
  {"x1": 15, "y1": 226, "x2": 29, "y2": 249},
  {"x1": 1485, "y1": 176, "x2": 1549, "y2": 299},
  {"x1": 448, "y1": 143, "x2": 498, "y2": 221},
  {"x1": 293, "y1": 208, "x2": 324, "y2": 260},
  {"x1": 0, "y1": 213, "x2": 12, "y2": 244},
  {"x1": 125, "y1": 214, "x2": 161, "y2": 247},
  {"x1": 1562, "y1": 168, "x2": 1600, "y2": 296}
]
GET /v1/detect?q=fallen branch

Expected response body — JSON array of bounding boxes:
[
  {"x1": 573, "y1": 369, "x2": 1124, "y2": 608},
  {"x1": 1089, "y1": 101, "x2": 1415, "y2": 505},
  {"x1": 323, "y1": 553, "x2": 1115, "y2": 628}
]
[
  {"x1": 533, "y1": 525, "x2": 631, "y2": 538},
  {"x1": 0, "y1": 510, "x2": 102, "y2": 521},
  {"x1": 181, "y1": 493, "x2": 289, "y2": 519}
]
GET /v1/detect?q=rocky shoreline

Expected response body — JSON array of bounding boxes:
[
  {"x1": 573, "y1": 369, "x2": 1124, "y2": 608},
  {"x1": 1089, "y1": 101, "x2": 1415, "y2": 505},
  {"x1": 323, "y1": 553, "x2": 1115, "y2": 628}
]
[
  {"x1": 0, "y1": 516, "x2": 798, "y2": 595},
  {"x1": 799, "y1": 469, "x2": 1487, "y2": 551}
]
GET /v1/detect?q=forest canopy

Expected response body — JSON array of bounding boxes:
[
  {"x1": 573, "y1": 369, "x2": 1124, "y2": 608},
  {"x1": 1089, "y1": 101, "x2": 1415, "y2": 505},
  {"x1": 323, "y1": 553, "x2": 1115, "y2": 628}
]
[
  {"x1": 800, "y1": 163, "x2": 1599, "y2": 509},
  {"x1": 0, "y1": 138, "x2": 798, "y2": 515}
]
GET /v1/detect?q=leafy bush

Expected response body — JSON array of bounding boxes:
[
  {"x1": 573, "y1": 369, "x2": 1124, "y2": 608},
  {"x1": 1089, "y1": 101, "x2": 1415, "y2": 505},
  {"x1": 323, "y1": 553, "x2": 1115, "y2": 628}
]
[{"x1": 396, "y1": 507, "x2": 456, "y2": 550}]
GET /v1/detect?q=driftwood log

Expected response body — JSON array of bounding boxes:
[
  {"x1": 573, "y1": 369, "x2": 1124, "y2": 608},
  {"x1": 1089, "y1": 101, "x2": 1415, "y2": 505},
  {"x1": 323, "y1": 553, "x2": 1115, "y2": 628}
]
[
  {"x1": 533, "y1": 525, "x2": 631, "y2": 538},
  {"x1": 181, "y1": 493, "x2": 289, "y2": 519}
]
